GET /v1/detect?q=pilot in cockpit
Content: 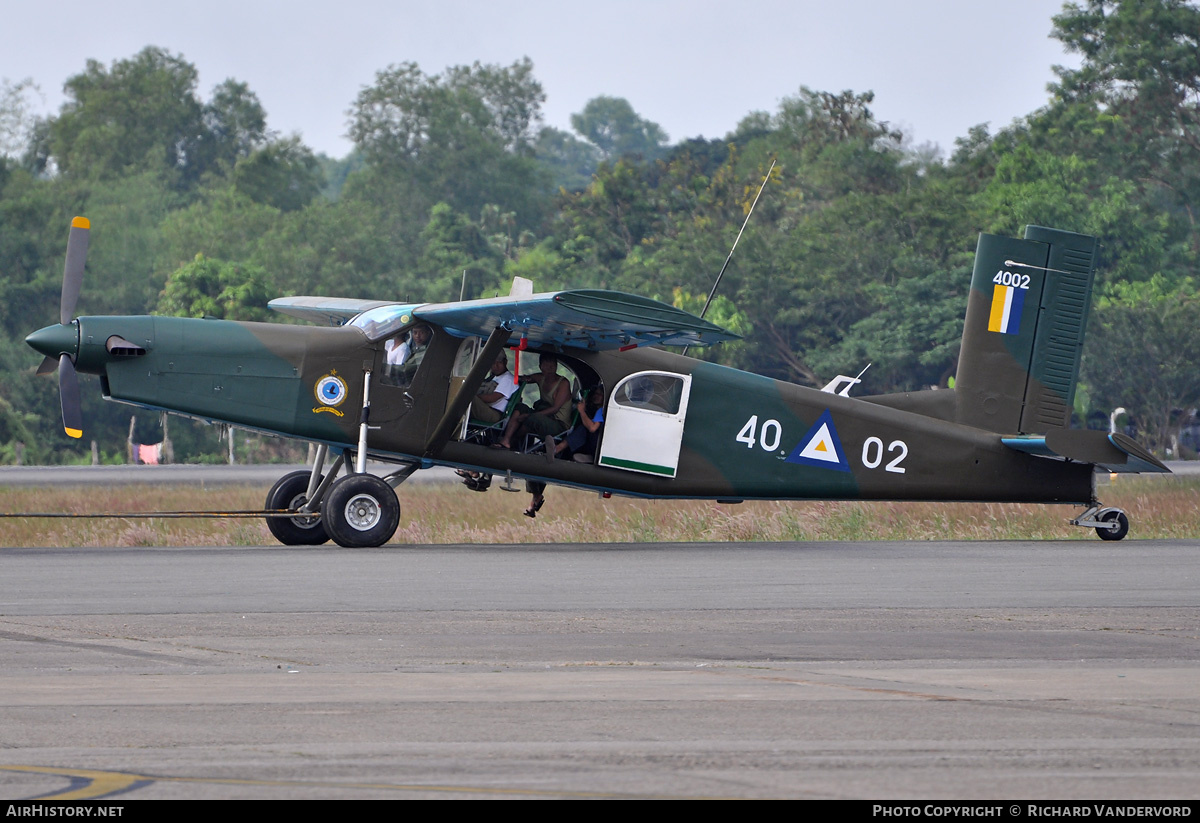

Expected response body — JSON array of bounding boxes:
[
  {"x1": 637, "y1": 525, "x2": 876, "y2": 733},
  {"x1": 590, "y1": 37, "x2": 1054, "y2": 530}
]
[
  {"x1": 385, "y1": 324, "x2": 431, "y2": 366},
  {"x1": 383, "y1": 324, "x2": 432, "y2": 385}
]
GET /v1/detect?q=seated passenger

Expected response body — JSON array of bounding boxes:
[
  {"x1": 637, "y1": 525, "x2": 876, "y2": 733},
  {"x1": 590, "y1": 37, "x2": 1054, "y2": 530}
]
[
  {"x1": 494, "y1": 354, "x2": 572, "y2": 450},
  {"x1": 469, "y1": 352, "x2": 517, "y2": 424},
  {"x1": 563, "y1": 385, "x2": 605, "y2": 462},
  {"x1": 455, "y1": 352, "x2": 521, "y2": 492}
]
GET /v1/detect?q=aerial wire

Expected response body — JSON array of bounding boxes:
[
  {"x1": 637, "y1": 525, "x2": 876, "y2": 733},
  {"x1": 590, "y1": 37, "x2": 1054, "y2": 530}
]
[{"x1": 682, "y1": 158, "x2": 775, "y2": 355}]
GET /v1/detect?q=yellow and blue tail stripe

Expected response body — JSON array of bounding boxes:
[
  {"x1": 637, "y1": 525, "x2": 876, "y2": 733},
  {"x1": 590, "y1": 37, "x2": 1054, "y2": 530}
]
[{"x1": 987, "y1": 284, "x2": 1025, "y2": 335}]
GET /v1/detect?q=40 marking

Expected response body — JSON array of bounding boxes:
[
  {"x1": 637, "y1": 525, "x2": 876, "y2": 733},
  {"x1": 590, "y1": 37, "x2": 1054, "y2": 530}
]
[{"x1": 736, "y1": 415, "x2": 783, "y2": 451}]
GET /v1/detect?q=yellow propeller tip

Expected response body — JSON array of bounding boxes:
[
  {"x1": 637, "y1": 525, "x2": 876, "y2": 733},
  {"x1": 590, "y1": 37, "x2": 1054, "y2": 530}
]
[
  {"x1": 65, "y1": 427, "x2": 82, "y2": 439},
  {"x1": 71, "y1": 216, "x2": 90, "y2": 229}
]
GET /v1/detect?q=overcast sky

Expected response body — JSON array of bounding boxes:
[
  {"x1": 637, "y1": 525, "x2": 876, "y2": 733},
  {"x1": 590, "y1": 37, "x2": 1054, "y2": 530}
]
[{"x1": 3, "y1": 0, "x2": 1078, "y2": 160}]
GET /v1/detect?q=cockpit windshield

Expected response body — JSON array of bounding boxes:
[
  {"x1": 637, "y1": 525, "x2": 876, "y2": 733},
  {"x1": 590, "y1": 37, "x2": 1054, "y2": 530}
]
[{"x1": 348, "y1": 304, "x2": 420, "y2": 342}]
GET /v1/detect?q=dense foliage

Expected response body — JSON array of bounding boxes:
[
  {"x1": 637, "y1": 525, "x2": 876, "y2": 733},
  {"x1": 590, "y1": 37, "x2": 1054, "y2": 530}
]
[{"x1": 1, "y1": 0, "x2": 1198, "y2": 463}]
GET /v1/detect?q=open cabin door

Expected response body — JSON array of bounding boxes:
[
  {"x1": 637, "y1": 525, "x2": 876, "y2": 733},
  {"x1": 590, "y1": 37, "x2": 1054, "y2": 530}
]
[
  {"x1": 448, "y1": 336, "x2": 480, "y2": 440},
  {"x1": 598, "y1": 371, "x2": 691, "y2": 478},
  {"x1": 369, "y1": 345, "x2": 419, "y2": 425}
]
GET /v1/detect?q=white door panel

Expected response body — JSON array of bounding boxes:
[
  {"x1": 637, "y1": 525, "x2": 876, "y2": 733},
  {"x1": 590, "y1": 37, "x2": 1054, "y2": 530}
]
[{"x1": 598, "y1": 371, "x2": 690, "y2": 478}]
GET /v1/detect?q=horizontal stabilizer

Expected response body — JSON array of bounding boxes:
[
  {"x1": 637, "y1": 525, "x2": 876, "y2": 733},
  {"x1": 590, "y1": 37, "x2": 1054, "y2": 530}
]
[
  {"x1": 1001, "y1": 429, "x2": 1170, "y2": 473},
  {"x1": 268, "y1": 296, "x2": 400, "y2": 326}
]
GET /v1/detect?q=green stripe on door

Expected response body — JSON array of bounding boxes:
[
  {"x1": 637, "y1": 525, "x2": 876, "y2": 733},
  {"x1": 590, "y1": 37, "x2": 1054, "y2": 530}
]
[{"x1": 598, "y1": 455, "x2": 676, "y2": 476}]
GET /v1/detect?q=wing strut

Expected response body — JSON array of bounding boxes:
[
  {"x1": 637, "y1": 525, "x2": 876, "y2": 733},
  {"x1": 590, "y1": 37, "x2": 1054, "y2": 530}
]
[{"x1": 423, "y1": 326, "x2": 511, "y2": 459}]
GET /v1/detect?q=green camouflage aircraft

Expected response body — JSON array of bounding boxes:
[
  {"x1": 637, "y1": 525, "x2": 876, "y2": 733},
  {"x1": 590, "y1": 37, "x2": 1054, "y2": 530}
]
[{"x1": 26, "y1": 218, "x2": 1167, "y2": 546}]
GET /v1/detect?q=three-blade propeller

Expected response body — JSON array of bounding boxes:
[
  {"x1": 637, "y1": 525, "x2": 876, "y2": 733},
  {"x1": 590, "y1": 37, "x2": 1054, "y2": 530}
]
[{"x1": 35, "y1": 217, "x2": 89, "y2": 439}]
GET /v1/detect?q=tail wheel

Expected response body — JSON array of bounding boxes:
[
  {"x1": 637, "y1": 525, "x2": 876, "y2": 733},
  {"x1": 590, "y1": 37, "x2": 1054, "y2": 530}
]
[
  {"x1": 265, "y1": 470, "x2": 329, "y2": 546},
  {"x1": 320, "y1": 474, "x2": 400, "y2": 548},
  {"x1": 1096, "y1": 509, "x2": 1129, "y2": 541}
]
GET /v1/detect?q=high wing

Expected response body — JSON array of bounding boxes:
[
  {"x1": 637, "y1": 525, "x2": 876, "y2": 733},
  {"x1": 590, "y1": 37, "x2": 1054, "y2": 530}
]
[
  {"x1": 415, "y1": 289, "x2": 738, "y2": 350},
  {"x1": 268, "y1": 296, "x2": 400, "y2": 326},
  {"x1": 272, "y1": 289, "x2": 739, "y2": 351}
]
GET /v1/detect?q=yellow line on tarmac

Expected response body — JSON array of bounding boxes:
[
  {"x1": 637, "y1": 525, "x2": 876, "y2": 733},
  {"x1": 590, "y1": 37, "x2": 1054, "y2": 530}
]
[{"x1": 0, "y1": 765, "x2": 143, "y2": 800}]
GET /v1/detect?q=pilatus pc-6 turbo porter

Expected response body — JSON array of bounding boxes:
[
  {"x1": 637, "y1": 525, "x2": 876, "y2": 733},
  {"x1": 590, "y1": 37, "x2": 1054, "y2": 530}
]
[{"x1": 27, "y1": 218, "x2": 1167, "y2": 546}]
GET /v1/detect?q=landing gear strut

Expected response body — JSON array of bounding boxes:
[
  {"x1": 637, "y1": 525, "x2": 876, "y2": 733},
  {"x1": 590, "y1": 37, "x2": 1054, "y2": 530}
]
[{"x1": 1070, "y1": 505, "x2": 1130, "y2": 541}]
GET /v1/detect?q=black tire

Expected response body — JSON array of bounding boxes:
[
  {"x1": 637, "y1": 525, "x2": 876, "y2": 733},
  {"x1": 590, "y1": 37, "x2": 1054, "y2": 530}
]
[
  {"x1": 320, "y1": 474, "x2": 401, "y2": 548},
  {"x1": 264, "y1": 470, "x2": 330, "y2": 546},
  {"x1": 1096, "y1": 509, "x2": 1129, "y2": 541}
]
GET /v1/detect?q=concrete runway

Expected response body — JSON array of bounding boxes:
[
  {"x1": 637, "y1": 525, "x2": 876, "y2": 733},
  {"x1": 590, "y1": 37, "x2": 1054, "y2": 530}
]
[{"x1": 0, "y1": 539, "x2": 1198, "y2": 799}]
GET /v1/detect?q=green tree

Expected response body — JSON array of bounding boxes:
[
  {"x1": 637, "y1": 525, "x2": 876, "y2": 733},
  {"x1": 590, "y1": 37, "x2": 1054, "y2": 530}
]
[
  {"x1": 0, "y1": 77, "x2": 40, "y2": 159},
  {"x1": 41, "y1": 48, "x2": 294, "y2": 199},
  {"x1": 533, "y1": 126, "x2": 601, "y2": 191},
  {"x1": 550, "y1": 158, "x2": 664, "y2": 290},
  {"x1": 232, "y1": 135, "x2": 321, "y2": 212},
  {"x1": 46, "y1": 47, "x2": 206, "y2": 183},
  {"x1": 1046, "y1": 0, "x2": 1200, "y2": 260},
  {"x1": 347, "y1": 59, "x2": 551, "y2": 233},
  {"x1": 316, "y1": 150, "x2": 365, "y2": 201},
  {"x1": 443, "y1": 58, "x2": 546, "y2": 151},
  {"x1": 156, "y1": 254, "x2": 271, "y2": 320},
  {"x1": 570, "y1": 96, "x2": 668, "y2": 161},
  {"x1": 81, "y1": 170, "x2": 180, "y2": 315},
  {"x1": 157, "y1": 188, "x2": 402, "y2": 303},
  {"x1": 1083, "y1": 276, "x2": 1200, "y2": 453},
  {"x1": 157, "y1": 186, "x2": 282, "y2": 274},
  {"x1": 196, "y1": 79, "x2": 269, "y2": 173},
  {"x1": 0, "y1": 168, "x2": 76, "y2": 337},
  {"x1": 250, "y1": 196, "x2": 408, "y2": 300},
  {"x1": 1052, "y1": 0, "x2": 1200, "y2": 158},
  {"x1": 982, "y1": 146, "x2": 1172, "y2": 289},
  {"x1": 415, "y1": 202, "x2": 505, "y2": 301},
  {"x1": 774, "y1": 88, "x2": 902, "y2": 162}
]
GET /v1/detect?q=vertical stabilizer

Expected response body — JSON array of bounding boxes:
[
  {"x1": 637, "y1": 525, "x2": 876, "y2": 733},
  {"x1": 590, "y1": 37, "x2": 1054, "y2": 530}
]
[{"x1": 954, "y1": 226, "x2": 1098, "y2": 434}]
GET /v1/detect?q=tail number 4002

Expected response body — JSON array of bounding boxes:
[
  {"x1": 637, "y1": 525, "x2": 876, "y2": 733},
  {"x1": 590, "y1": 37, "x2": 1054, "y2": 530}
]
[{"x1": 735, "y1": 415, "x2": 908, "y2": 473}]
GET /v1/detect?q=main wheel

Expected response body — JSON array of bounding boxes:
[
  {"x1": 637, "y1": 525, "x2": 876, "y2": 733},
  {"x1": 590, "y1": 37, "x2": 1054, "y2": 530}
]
[
  {"x1": 320, "y1": 474, "x2": 401, "y2": 548},
  {"x1": 265, "y1": 470, "x2": 329, "y2": 545},
  {"x1": 1096, "y1": 509, "x2": 1129, "y2": 541}
]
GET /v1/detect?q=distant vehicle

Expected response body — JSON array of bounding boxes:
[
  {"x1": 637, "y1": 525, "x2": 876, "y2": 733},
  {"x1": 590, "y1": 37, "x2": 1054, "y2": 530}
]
[{"x1": 27, "y1": 219, "x2": 1166, "y2": 546}]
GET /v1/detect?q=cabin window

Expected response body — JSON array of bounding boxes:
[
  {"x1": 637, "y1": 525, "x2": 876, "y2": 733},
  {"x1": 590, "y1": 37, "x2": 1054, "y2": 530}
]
[
  {"x1": 379, "y1": 324, "x2": 434, "y2": 388},
  {"x1": 452, "y1": 337, "x2": 480, "y2": 378},
  {"x1": 612, "y1": 372, "x2": 685, "y2": 415}
]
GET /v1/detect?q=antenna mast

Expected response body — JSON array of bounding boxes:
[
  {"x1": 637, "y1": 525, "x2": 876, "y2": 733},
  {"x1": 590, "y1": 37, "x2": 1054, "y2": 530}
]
[
  {"x1": 699, "y1": 158, "x2": 775, "y2": 321},
  {"x1": 682, "y1": 158, "x2": 775, "y2": 355}
]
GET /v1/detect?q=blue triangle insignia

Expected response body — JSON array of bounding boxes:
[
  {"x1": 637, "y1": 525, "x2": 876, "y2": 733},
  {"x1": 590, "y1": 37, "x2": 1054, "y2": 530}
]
[{"x1": 785, "y1": 409, "x2": 851, "y2": 472}]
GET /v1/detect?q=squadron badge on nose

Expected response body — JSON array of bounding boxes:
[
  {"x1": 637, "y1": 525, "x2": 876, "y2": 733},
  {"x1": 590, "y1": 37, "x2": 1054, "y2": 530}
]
[{"x1": 314, "y1": 372, "x2": 347, "y2": 416}]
